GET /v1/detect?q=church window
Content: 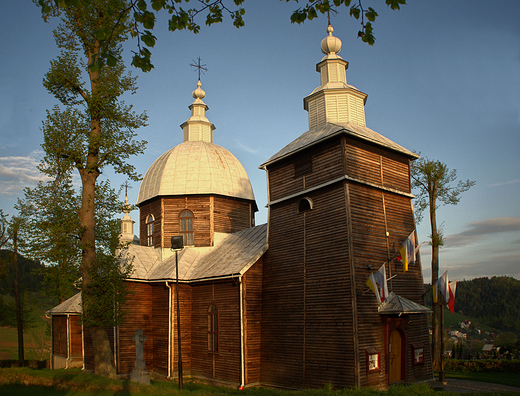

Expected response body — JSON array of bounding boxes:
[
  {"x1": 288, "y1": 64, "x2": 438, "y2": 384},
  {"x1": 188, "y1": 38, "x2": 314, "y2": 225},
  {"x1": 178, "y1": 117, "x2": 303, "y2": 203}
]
[
  {"x1": 297, "y1": 197, "x2": 313, "y2": 213},
  {"x1": 179, "y1": 210, "x2": 194, "y2": 246},
  {"x1": 146, "y1": 214, "x2": 154, "y2": 246},
  {"x1": 207, "y1": 303, "x2": 219, "y2": 352}
]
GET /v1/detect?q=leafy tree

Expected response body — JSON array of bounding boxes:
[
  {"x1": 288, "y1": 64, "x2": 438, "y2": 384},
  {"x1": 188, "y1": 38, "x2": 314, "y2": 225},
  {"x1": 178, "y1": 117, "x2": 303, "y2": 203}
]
[
  {"x1": 411, "y1": 156, "x2": 475, "y2": 370},
  {"x1": 36, "y1": 0, "x2": 406, "y2": 72},
  {"x1": 36, "y1": 1, "x2": 146, "y2": 377},
  {"x1": 15, "y1": 177, "x2": 81, "y2": 304}
]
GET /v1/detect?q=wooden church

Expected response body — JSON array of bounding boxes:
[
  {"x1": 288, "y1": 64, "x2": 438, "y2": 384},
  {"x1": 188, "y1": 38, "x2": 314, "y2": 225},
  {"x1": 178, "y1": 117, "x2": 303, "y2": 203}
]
[{"x1": 48, "y1": 25, "x2": 433, "y2": 389}]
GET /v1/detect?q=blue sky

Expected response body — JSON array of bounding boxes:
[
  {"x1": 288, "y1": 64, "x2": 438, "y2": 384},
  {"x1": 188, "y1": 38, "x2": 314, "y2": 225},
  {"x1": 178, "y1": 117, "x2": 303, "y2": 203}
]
[{"x1": 1, "y1": 1, "x2": 519, "y2": 282}]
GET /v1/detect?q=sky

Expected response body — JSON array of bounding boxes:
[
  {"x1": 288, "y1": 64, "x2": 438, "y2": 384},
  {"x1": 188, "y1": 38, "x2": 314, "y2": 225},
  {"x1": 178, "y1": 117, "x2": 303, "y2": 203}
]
[{"x1": 1, "y1": 1, "x2": 519, "y2": 283}]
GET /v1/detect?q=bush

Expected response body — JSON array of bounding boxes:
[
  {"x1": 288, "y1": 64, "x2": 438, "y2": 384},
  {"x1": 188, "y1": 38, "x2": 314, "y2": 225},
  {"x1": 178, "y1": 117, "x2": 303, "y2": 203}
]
[{"x1": 444, "y1": 359, "x2": 520, "y2": 373}]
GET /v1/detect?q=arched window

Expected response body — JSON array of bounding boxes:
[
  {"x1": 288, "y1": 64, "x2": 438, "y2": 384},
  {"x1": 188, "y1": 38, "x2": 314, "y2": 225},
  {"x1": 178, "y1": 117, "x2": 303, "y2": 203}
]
[
  {"x1": 146, "y1": 214, "x2": 154, "y2": 246},
  {"x1": 297, "y1": 197, "x2": 313, "y2": 213},
  {"x1": 179, "y1": 210, "x2": 194, "y2": 246},
  {"x1": 207, "y1": 304, "x2": 219, "y2": 352}
]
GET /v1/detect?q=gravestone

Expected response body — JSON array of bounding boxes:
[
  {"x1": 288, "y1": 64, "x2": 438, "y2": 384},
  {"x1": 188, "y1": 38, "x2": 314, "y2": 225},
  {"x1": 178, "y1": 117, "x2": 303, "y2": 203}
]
[{"x1": 130, "y1": 329, "x2": 150, "y2": 385}]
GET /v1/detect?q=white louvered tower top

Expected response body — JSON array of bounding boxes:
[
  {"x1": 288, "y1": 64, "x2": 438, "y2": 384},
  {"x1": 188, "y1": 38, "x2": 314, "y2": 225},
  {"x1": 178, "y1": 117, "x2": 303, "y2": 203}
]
[{"x1": 304, "y1": 24, "x2": 368, "y2": 129}]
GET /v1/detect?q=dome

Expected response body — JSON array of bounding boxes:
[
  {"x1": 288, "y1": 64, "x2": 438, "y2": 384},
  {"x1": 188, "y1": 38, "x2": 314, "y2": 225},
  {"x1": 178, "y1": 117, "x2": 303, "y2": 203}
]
[{"x1": 137, "y1": 140, "x2": 255, "y2": 205}]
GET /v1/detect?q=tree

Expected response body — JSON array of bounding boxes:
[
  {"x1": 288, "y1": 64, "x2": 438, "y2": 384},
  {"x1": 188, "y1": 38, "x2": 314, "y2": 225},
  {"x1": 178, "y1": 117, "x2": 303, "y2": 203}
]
[
  {"x1": 15, "y1": 178, "x2": 81, "y2": 304},
  {"x1": 411, "y1": 156, "x2": 475, "y2": 370},
  {"x1": 36, "y1": 1, "x2": 145, "y2": 377},
  {"x1": 36, "y1": 0, "x2": 406, "y2": 72}
]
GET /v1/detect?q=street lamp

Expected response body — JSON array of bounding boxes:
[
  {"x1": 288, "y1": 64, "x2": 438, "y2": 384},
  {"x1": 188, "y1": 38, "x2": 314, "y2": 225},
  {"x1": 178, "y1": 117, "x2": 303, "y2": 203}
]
[{"x1": 171, "y1": 235, "x2": 184, "y2": 390}]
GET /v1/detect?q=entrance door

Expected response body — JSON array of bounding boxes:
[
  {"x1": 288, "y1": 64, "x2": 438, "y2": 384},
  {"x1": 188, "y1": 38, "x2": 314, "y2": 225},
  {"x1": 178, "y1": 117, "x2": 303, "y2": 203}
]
[{"x1": 389, "y1": 329, "x2": 403, "y2": 383}]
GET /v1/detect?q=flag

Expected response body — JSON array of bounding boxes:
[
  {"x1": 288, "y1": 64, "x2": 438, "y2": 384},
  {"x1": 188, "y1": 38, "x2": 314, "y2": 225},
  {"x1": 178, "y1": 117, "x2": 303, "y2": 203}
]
[
  {"x1": 448, "y1": 281, "x2": 457, "y2": 313},
  {"x1": 397, "y1": 231, "x2": 415, "y2": 271},
  {"x1": 373, "y1": 264, "x2": 389, "y2": 302},
  {"x1": 436, "y1": 271, "x2": 449, "y2": 303},
  {"x1": 415, "y1": 241, "x2": 425, "y2": 255},
  {"x1": 366, "y1": 273, "x2": 381, "y2": 303}
]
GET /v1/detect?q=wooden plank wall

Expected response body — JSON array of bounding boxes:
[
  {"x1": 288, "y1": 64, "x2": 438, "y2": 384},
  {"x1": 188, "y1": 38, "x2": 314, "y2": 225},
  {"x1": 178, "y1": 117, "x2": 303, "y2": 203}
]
[
  {"x1": 139, "y1": 199, "x2": 162, "y2": 248},
  {"x1": 117, "y1": 282, "x2": 153, "y2": 374},
  {"x1": 242, "y1": 259, "x2": 263, "y2": 385},
  {"x1": 139, "y1": 195, "x2": 254, "y2": 249},
  {"x1": 261, "y1": 182, "x2": 355, "y2": 388},
  {"x1": 52, "y1": 315, "x2": 67, "y2": 357},
  {"x1": 344, "y1": 136, "x2": 432, "y2": 386},
  {"x1": 70, "y1": 316, "x2": 83, "y2": 357},
  {"x1": 162, "y1": 196, "x2": 211, "y2": 247},
  {"x1": 267, "y1": 138, "x2": 345, "y2": 203},
  {"x1": 190, "y1": 281, "x2": 241, "y2": 385},
  {"x1": 152, "y1": 283, "x2": 170, "y2": 376},
  {"x1": 213, "y1": 196, "x2": 253, "y2": 233},
  {"x1": 171, "y1": 283, "x2": 193, "y2": 378}
]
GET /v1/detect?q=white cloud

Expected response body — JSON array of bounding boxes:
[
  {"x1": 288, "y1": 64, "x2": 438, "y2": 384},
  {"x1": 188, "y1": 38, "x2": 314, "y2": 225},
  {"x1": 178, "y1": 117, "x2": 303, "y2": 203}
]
[
  {"x1": 0, "y1": 150, "x2": 48, "y2": 195},
  {"x1": 234, "y1": 140, "x2": 258, "y2": 155},
  {"x1": 444, "y1": 217, "x2": 520, "y2": 248}
]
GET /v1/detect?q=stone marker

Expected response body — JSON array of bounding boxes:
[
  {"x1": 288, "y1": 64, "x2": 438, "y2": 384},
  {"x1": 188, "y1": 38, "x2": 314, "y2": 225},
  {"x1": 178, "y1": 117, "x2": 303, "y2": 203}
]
[{"x1": 130, "y1": 329, "x2": 150, "y2": 385}]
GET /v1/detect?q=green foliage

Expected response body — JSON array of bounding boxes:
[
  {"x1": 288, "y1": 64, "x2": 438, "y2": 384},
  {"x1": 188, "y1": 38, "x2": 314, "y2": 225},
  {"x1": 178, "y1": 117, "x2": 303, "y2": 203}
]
[
  {"x1": 444, "y1": 359, "x2": 520, "y2": 373},
  {"x1": 0, "y1": 252, "x2": 45, "y2": 296},
  {"x1": 411, "y1": 155, "x2": 476, "y2": 225},
  {"x1": 290, "y1": 0, "x2": 405, "y2": 46},
  {"x1": 36, "y1": 1, "x2": 404, "y2": 72},
  {"x1": 455, "y1": 277, "x2": 520, "y2": 333}
]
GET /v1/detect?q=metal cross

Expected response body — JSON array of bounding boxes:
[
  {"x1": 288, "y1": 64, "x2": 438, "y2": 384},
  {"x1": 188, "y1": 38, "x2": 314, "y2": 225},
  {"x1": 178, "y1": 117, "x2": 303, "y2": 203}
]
[
  {"x1": 122, "y1": 180, "x2": 132, "y2": 197},
  {"x1": 189, "y1": 57, "x2": 208, "y2": 80}
]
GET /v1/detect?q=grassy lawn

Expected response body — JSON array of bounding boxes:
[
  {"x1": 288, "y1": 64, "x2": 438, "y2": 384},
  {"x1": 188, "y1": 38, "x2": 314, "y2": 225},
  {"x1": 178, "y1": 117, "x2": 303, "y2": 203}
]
[
  {"x1": 0, "y1": 367, "x2": 441, "y2": 396},
  {"x1": 444, "y1": 370, "x2": 520, "y2": 388},
  {"x1": 1, "y1": 367, "x2": 520, "y2": 396},
  {"x1": 0, "y1": 327, "x2": 50, "y2": 361}
]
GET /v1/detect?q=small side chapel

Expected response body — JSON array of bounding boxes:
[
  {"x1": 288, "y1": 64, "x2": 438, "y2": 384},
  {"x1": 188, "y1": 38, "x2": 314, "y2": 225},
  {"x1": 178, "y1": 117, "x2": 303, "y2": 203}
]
[{"x1": 48, "y1": 25, "x2": 433, "y2": 389}]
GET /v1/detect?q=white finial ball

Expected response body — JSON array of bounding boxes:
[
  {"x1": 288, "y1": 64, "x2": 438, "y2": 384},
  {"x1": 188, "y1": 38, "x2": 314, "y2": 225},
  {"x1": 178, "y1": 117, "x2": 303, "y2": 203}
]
[
  {"x1": 321, "y1": 24, "x2": 342, "y2": 55},
  {"x1": 192, "y1": 80, "x2": 206, "y2": 100}
]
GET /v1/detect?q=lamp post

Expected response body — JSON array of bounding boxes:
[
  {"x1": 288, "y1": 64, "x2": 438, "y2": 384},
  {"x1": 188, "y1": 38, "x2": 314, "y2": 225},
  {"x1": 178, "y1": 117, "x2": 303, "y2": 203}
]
[{"x1": 171, "y1": 236, "x2": 184, "y2": 390}]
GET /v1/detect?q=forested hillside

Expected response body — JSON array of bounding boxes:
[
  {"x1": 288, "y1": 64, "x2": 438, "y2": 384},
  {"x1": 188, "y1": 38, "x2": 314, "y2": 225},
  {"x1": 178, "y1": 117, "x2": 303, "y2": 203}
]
[
  {"x1": 0, "y1": 250, "x2": 45, "y2": 294},
  {"x1": 425, "y1": 276, "x2": 520, "y2": 334}
]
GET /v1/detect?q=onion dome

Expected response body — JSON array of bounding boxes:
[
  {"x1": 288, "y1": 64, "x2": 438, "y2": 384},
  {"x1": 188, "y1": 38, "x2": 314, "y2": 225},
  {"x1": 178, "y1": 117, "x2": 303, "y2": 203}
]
[
  {"x1": 321, "y1": 24, "x2": 342, "y2": 57},
  {"x1": 137, "y1": 80, "x2": 256, "y2": 205}
]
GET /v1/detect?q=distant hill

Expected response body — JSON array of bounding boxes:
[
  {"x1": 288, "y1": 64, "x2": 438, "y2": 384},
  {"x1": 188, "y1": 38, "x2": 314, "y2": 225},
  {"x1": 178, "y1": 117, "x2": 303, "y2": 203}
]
[
  {"x1": 0, "y1": 250, "x2": 45, "y2": 295},
  {"x1": 425, "y1": 276, "x2": 520, "y2": 334}
]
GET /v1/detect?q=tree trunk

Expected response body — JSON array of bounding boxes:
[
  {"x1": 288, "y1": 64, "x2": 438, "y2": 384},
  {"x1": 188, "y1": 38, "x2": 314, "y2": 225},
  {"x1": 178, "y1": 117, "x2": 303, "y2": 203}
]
[
  {"x1": 13, "y1": 230, "x2": 24, "y2": 364},
  {"x1": 430, "y1": 182, "x2": 441, "y2": 371},
  {"x1": 79, "y1": 146, "x2": 115, "y2": 378},
  {"x1": 90, "y1": 326, "x2": 117, "y2": 379}
]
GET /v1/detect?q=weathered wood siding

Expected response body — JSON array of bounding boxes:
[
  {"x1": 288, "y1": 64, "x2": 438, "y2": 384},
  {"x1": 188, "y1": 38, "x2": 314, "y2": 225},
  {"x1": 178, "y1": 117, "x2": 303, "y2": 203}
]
[
  {"x1": 117, "y1": 282, "x2": 153, "y2": 374},
  {"x1": 190, "y1": 281, "x2": 241, "y2": 385},
  {"x1": 139, "y1": 199, "x2": 162, "y2": 248},
  {"x1": 261, "y1": 181, "x2": 355, "y2": 389},
  {"x1": 268, "y1": 138, "x2": 345, "y2": 203},
  {"x1": 152, "y1": 283, "x2": 170, "y2": 376},
  {"x1": 139, "y1": 195, "x2": 254, "y2": 248},
  {"x1": 242, "y1": 259, "x2": 263, "y2": 385},
  {"x1": 171, "y1": 283, "x2": 193, "y2": 378},
  {"x1": 52, "y1": 315, "x2": 67, "y2": 357},
  {"x1": 213, "y1": 196, "x2": 254, "y2": 233},
  {"x1": 263, "y1": 132, "x2": 431, "y2": 389},
  {"x1": 70, "y1": 316, "x2": 83, "y2": 358},
  {"x1": 343, "y1": 135, "x2": 431, "y2": 387}
]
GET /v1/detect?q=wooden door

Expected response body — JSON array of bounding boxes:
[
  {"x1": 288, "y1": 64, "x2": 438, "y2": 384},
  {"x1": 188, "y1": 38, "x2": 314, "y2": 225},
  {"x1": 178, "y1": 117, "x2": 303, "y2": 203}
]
[{"x1": 389, "y1": 329, "x2": 402, "y2": 383}]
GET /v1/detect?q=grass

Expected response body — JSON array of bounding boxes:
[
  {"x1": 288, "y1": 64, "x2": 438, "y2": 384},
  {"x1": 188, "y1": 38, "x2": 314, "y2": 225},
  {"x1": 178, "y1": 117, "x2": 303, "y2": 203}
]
[
  {"x1": 0, "y1": 367, "x2": 443, "y2": 396},
  {"x1": 1, "y1": 367, "x2": 519, "y2": 396},
  {"x1": 444, "y1": 370, "x2": 520, "y2": 388},
  {"x1": 0, "y1": 326, "x2": 50, "y2": 361}
]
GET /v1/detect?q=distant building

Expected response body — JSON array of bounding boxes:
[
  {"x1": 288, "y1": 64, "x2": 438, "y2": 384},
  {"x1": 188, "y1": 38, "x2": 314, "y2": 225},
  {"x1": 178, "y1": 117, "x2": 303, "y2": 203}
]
[{"x1": 48, "y1": 25, "x2": 432, "y2": 389}]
